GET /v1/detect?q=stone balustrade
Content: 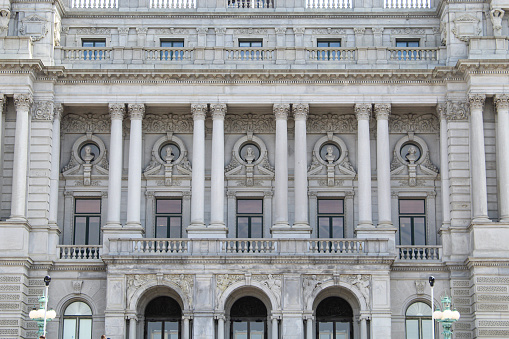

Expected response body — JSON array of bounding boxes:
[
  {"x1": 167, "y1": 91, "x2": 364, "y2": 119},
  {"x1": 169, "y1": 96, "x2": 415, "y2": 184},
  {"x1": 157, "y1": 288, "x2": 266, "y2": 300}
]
[
  {"x1": 384, "y1": 0, "x2": 430, "y2": 8},
  {"x1": 145, "y1": 47, "x2": 194, "y2": 61},
  {"x1": 108, "y1": 237, "x2": 390, "y2": 256},
  {"x1": 71, "y1": 0, "x2": 118, "y2": 8},
  {"x1": 224, "y1": 47, "x2": 276, "y2": 61},
  {"x1": 396, "y1": 245, "x2": 442, "y2": 260},
  {"x1": 58, "y1": 245, "x2": 102, "y2": 260},
  {"x1": 150, "y1": 0, "x2": 196, "y2": 8},
  {"x1": 388, "y1": 47, "x2": 439, "y2": 61},
  {"x1": 306, "y1": 47, "x2": 356, "y2": 61},
  {"x1": 228, "y1": 0, "x2": 274, "y2": 8}
]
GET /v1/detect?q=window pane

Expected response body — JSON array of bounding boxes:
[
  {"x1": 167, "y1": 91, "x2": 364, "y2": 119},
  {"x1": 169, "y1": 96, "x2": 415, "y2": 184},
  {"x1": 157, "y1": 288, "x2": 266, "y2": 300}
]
[
  {"x1": 156, "y1": 217, "x2": 168, "y2": 238},
  {"x1": 396, "y1": 41, "x2": 408, "y2": 47},
  {"x1": 157, "y1": 200, "x2": 182, "y2": 214},
  {"x1": 88, "y1": 217, "x2": 101, "y2": 245},
  {"x1": 406, "y1": 319, "x2": 419, "y2": 339},
  {"x1": 250, "y1": 321, "x2": 264, "y2": 339},
  {"x1": 335, "y1": 322, "x2": 350, "y2": 339},
  {"x1": 237, "y1": 217, "x2": 249, "y2": 238},
  {"x1": 422, "y1": 319, "x2": 432, "y2": 339},
  {"x1": 169, "y1": 217, "x2": 181, "y2": 238},
  {"x1": 408, "y1": 41, "x2": 419, "y2": 47},
  {"x1": 400, "y1": 217, "x2": 412, "y2": 245},
  {"x1": 161, "y1": 41, "x2": 184, "y2": 47},
  {"x1": 76, "y1": 199, "x2": 101, "y2": 213},
  {"x1": 79, "y1": 318, "x2": 92, "y2": 339},
  {"x1": 165, "y1": 321, "x2": 179, "y2": 339},
  {"x1": 63, "y1": 318, "x2": 77, "y2": 339},
  {"x1": 407, "y1": 302, "x2": 431, "y2": 316},
  {"x1": 65, "y1": 302, "x2": 92, "y2": 316},
  {"x1": 318, "y1": 322, "x2": 334, "y2": 339},
  {"x1": 414, "y1": 217, "x2": 426, "y2": 245},
  {"x1": 400, "y1": 200, "x2": 425, "y2": 214},
  {"x1": 251, "y1": 217, "x2": 263, "y2": 238},
  {"x1": 318, "y1": 200, "x2": 343, "y2": 214},
  {"x1": 332, "y1": 217, "x2": 344, "y2": 238},
  {"x1": 233, "y1": 321, "x2": 248, "y2": 339},
  {"x1": 74, "y1": 217, "x2": 87, "y2": 245},
  {"x1": 148, "y1": 321, "x2": 163, "y2": 339},
  {"x1": 237, "y1": 200, "x2": 263, "y2": 213},
  {"x1": 318, "y1": 217, "x2": 330, "y2": 238}
]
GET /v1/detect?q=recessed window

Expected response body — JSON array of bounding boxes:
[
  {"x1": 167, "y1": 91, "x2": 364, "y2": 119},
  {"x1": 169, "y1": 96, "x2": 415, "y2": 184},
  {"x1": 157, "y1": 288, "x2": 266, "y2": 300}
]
[
  {"x1": 239, "y1": 40, "x2": 263, "y2": 48},
  {"x1": 236, "y1": 199, "x2": 263, "y2": 238},
  {"x1": 316, "y1": 297, "x2": 353, "y2": 339},
  {"x1": 155, "y1": 199, "x2": 182, "y2": 238},
  {"x1": 230, "y1": 297, "x2": 267, "y2": 339},
  {"x1": 317, "y1": 40, "x2": 341, "y2": 48},
  {"x1": 316, "y1": 40, "x2": 342, "y2": 60},
  {"x1": 396, "y1": 40, "x2": 420, "y2": 47},
  {"x1": 82, "y1": 39, "x2": 106, "y2": 47},
  {"x1": 63, "y1": 301, "x2": 93, "y2": 339},
  {"x1": 145, "y1": 296, "x2": 182, "y2": 339},
  {"x1": 406, "y1": 302, "x2": 433, "y2": 339},
  {"x1": 160, "y1": 40, "x2": 184, "y2": 48},
  {"x1": 160, "y1": 40, "x2": 185, "y2": 61},
  {"x1": 81, "y1": 39, "x2": 106, "y2": 60},
  {"x1": 74, "y1": 199, "x2": 101, "y2": 245},
  {"x1": 398, "y1": 199, "x2": 426, "y2": 245},
  {"x1": 317, "y1": 199, "x2": 344, "y2": 238}
]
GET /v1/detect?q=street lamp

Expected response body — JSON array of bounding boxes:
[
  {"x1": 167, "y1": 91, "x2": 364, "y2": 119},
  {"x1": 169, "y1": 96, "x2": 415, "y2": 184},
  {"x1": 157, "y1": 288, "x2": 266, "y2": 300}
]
[
  {"x1": 429, "y1": 276, "x2": 435, "y2": 339},
  {"x1": 432, "y1": 295, "x2": 460, "y2": 339},
  {"x1": 29, "y1": 276, "x2": 56, "y2": 337}
]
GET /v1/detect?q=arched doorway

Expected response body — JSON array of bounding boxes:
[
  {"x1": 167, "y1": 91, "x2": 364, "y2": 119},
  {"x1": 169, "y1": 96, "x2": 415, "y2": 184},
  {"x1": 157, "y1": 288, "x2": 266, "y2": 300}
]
[
  {"x1": 230, "y1": 296, "x2": 267, "y2": 339},
  {"x1": 144, "y1": 296, "x2": 182, "y2": 339},
  {"x1": 316, "y1": 296, "x2": 354, "y2": 339}
]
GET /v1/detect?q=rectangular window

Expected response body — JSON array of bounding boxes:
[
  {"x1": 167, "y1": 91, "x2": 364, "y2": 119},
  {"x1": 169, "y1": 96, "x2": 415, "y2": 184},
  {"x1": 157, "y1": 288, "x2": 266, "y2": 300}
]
[
  {"x1": 398, "y1": 199, "x2": 426, "y2": 245},
  {"x1": 74, "y1": 199, "x2": 101, "y2": 245},
  {"x1": 317, "y1": 199, "x2": 344, "y2": 238},
  {"x1": 236, "y1": 199, "x2": 263, "y2": 238},
  {"x1": 160, "y1": 40, "x2": 185, "y2": 61},
  {"x1": 82, "y1": 40, "x2": 106, "y2": 48},
  {"x1": 396, "y1": 40, "x2": 420, "y2": 48},
  {"x1": 81, "y1": 39, "x2": 106, "y2": 61},
  {"x1": 155, "y1": 199, "x2": 183, "y2": 238},
  {"x1": 239, "y1": 40, "x2": 263, "y2": 48},
  {"x1": 317, "y1": 40, "x2": 341, "y2": 48},
  {"x1": 316, "y1": 40, "x2": 341, "y2": 60}
]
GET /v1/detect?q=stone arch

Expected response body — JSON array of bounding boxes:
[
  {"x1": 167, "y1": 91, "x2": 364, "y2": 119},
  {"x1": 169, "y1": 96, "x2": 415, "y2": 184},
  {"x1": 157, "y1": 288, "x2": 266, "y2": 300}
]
[
  {"x1": 56, "y1": 293, "x2": 99, "y2": 317},
  {"x1": 218, "y1": 281, "x2": 279, "y2": 314},
  {"x1": 305, "y1": 281, "x2": 367, "y2": 314},
  {"x1": 128, "y1": 280, "x2": 190, "y2": 316},
  {"x1": 401, "y1": 295, "x2": 439, "y2": 316}
]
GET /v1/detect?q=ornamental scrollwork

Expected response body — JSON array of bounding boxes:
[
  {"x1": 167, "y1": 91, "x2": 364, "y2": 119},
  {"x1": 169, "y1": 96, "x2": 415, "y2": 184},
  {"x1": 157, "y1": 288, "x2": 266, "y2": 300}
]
[
  {"x1": 302, "y1": 275, "x2": 333, "y2": 302},
  {"x1": 307, "y1": 114, "x2": 357, "y2": 133},
  {"x1": 215, "y1": 274, "x2": 244, "y2": 307},
  {"x1": 143, "y1": 113, "x2": 193, "y2": 133},
  {"x1": 76, "y1": 27, "x2": 111, "y2": 35},
  {"x1": 312, "y1": 28, "x2": 346, "y2": 35},
  {"x1": 446, "y1": 100, "x2": 468, "y2": 121},
  {"x1": 252, "y1": 274, "x2": 282, "y2": 306},
  {"x1": 31, "y1": 101, "x2": 54, "y2": 121},
  {"x1": 19, "y1": 15, "x2": 49, "y2": 42},
  {"x1": 61, "y1": 113, "x2": 111, "y2": 133},
  {"x1": 341, "y1": 274, "x2": 370, "y2": 307},
  {"x1": 224, "y1": 113, "x2": 275, "y2": 133},
  {"x1": 392, "y1": 28, "x2": 425, "y2": 35},
  {"x1": 389, "y1": 113, "x2": 439, "y2": 133}
]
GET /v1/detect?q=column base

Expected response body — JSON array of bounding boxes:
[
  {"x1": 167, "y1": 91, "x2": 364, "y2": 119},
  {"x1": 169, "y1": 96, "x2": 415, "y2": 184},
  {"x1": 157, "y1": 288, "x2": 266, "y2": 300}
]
[
  {"x1": 7, "y1": 216, "x2": 27, "y2": 223},
  {"x1": 124, "y1": 222, "x2": 145, "y2": 233},
  {"x1": 472, "y1": 216, "x2": 492, "y2": 223},
  {"x1": 377, "y1": 221, "x2": 393, "y2": 228},
  {"x1": 271, "y1": 223, "x2": 311, "y2": 238},
  {"x1": 187, "y1": 223, "x2": 228, "y2": 238},
  {"x1": 355, "y1": 221, "x2": 374, "y2": 231}
]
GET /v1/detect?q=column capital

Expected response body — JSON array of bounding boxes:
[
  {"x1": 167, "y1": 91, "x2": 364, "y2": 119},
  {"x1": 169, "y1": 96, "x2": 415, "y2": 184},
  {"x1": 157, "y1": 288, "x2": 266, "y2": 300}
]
[
  {"x1": 215, "y1": 27, "x2": 226, "y2": 35},
  {"x1": 191, "y1": 104, "x2": 207, "y2": 120},
  {"x1": 293, "y1": 27, "x2": 305, "y2": 34},
  {"x1": 273, "y1": 104, "x2": 290, "y2": 120},
  {"x1": 54, "y1": 103, "x2": 63, "y2": 121},
  {"x1": 468, "y1": 94, "x2": 486, "y2": 111},
  {"x1": 109, "y1": 103, "x2": 125, "y2": 120},
  {"x1": 374, "y1": 103, "x2": 391, "y2": 120},
  {"x1": 31, "y1": 101, "x2": 54, "y2": 121},
  {"x1": 275, "y1": 27, "x2": 287, "y2": 35},
  {"x1": 14, "y1": 93, "x2": 33, "y2": 112},
  {"x1": 196, "y1": 27, "x2": 208, "y2": 34},
  {"x1": 436, "y1": 102, "x2": 447, "y2": 120},
  {"x1": 495, "y1": 94, "x2": 509, "y2": 111},
  {"x1": 0, "y1": 94, "x2": 5, "y2": 113},
  {"x1": 128, "y1": 103, "x2": 145, "y2": 120},
  {"x1": 293, "y1": 103, "x2": 309, "y2": 120},
  {"x1": 354, "y1": 103, "x2": 371, "y2": 120},
  {"x1": 210, "y1": 103, "x2": 226, "y2": 120}
]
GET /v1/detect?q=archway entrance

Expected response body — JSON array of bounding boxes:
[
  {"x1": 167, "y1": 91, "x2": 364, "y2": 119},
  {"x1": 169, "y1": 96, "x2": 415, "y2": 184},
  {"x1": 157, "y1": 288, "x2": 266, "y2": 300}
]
[
  {"x1": 230, "y1": 296, "x2": 267, "y2": 339},
  {"x1": 144, "y1": 296, "x2": 182, "y2": 339},
  {"x1": 316, "y1": 296, "x2": 354, "y2": 339}
]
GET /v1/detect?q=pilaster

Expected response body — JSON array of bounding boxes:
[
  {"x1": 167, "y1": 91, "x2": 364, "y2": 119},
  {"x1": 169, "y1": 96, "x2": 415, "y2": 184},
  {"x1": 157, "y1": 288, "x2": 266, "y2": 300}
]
[{"x1": 495, "y1": 95, "x2": 509, "y2": 221}]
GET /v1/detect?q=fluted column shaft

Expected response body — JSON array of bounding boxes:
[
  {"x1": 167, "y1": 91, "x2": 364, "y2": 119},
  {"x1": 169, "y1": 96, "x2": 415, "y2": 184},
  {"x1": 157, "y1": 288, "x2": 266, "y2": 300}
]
[
  {"x1": 106, "y1": 104, "x2": 125, "y2": 226},
  {"x1": 355, "y1": 104, "x2": 373, "y2": 227},
  {"x1": 495, "y1": 95, "x2": 509, "y2": 221},
  {"x1": 190, "y1": 104, "x2": 207, "y2": 227},
  {"x1": 375, "y1": 104, "x2": 392, "y2": 227},
  {"x1": 49, "y1": 104, "x2": 63, "y2": 224},
  {"x1": 126, "y1": 104, "x2": 145, "y2": 227},
  {"x1": 210, "y1": 104, "x2": 226, "y2": 228},
  {"x1": 469, "y1": 94, "x2": 489, "y2": 222},
  {"x1": 273, "y1": 104, "x2": 290, "y2": 227},
  {"x1": 10, "y1": 94, "x2": 33, "y2": 220},
  {"x1": 438, "y1": 104, "x2": 451, "y2": 225},
  {"x1": 294, "y1": 103, "x2": 309, "y2": 228}
]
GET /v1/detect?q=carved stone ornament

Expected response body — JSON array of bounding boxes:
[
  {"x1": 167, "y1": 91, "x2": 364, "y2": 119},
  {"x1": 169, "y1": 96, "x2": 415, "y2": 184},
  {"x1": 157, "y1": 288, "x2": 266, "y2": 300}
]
[
  {"x1": 109, "y1": 103, "x2": 125, "y2": 120},
  {"x1": 312, "y1": 28, "x2": 346, "y2": 35},
  {"x1": 156, "y1": 28, "x2": 188, "y2": 35},
  {"x1": 144, "y1": 113, "x2": 193, "y2": 133},
  {"x1": 54, "y1": 104, "x2": 63, "y2": 121},
  {"x1": 446, "y1": 100, "x2": 468, "y2": 121},
  {"x1": 19, "y1": 15, "x2": 49, "y2": 42},
  {"x1": 293, "y1": 103, "x2": 309, "y2": 120},
  {"x1": 252, "y1": 274, "x2": 282, "y2": 306},
  {"x1": 215, "y1": 27, "x2": 226, "y2": 35},
  {"x1": 436, "y1": 103, "x2": 447, "y2": 120},
  {"x1": 144, "y1": 134, "x2": 192, "y2": 182},
  {"x1": 54, "y1": 17, "x2": 61, "y2": 46},
  {"x1": 195, "y1": 27, "x2": 208, "y2": 34},
  {"x1": 302, "y1": 275, "x2": 333, "y2": 302},
  {"x1": 128, "y1": 103, "x2": 145, "y2": 120},
  {"x1": 495, "y1": 94, "x2": 509, "y2": 111},
  {"x1": 0, "y1": 95, "x2": 5, "y2": 114},
  {"x1": 307, "y1": 113, "x2": 357, "y2": 133},
  {"x1": 341, "y1": 274, "x2": 370, "y2": 307},
  {"x1": 469, "y1": 94, "x2": 486, "y2": 111},
  {"x1": 224, "y1": 113, "x2": 275, "y2": 133},
  {"x1": 275, "y1": 27, "x2": 287, "y2": 34},
  {"x1": 309, "y1": 134, "x2": 356, "y2": 182},
  {"x1": 415, "y1": 280, "x2": 426, "y2": 295},
  {"x1": 13, "y1": 93, "x2": 33, "y2": 112},
  {"x1": 211, "y1": 103, "x2": 226, "y2": 119},
  {"x1": 392, "y1": 28, "x2": 425, "y2": 35},
  {"x1": 273, "y1": 104, "x2": 290, "y2": 120},
  {"x1": 62, "y1": 133, "x2": 109, "y2": 181},
  {"x1": 293, "y1": 27, "x2": 305, "y2": 34},
  {"x1": 136, "y1": 27, "x2": 148, "y2": 35},
  {"x1": 215, "y1": 274, "x2": 244, "y2": 305},
  {"x1": 191, "y1": 104, "x2": 207, "y2": 120},
  {"x1": 452, "y1": 14, "x2": 482, "y2": 42},
  {"x1": 355, "y1": 104, "x2": 371, "y2": 120},
  {"x1": 76, "y1": 27, "x2": 111, "y2": 35},
  {"x1": 72, "y1": 280, "x2": 83, "y2": 294},
  {"x1": 489, "y1": 8, "x2": 505, "y2": 37},
  {"x1": 127, "y1": 274, "x2": 194, "y2": 309},
  {"x1": 118, "y1": 27, "x2": 129, "y2": 34},
  {"x1": 164, "y1": 274, "x2": 194, "y2": 307},
  {"x1": 374, "y1": 103, "x2": 391, "y2": 120},
  {"x1": 62, "y1": 113, "x2": 110, "y2": 133},
  {"x1": 0, "y1": 9, "x2": 11, "y2": 36},
  {"x1": 234, "y1": 28, "x2": 268, "y2": 35},
  {"x1": 31, "y1": 101, "x2": 54, "y2": 121},
  {"x1": 389, "y1": 113, "x2": 439, "y2": 133},
  {"x1": 353, "y1": 27, "x2": 366, "y2": 35}
]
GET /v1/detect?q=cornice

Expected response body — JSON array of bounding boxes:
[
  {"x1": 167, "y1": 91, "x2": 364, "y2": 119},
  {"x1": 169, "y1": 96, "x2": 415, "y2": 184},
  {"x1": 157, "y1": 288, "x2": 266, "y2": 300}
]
[
  {"x1": 51, "y1": 262, "x2": 106, "y2": 271},
  {"x1": 466, "y1": 258, "x2": 509, "y2": 269}
]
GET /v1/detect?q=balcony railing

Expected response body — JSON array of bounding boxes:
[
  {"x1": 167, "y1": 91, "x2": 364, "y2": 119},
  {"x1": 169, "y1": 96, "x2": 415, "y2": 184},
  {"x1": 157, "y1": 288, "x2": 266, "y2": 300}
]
[
  {"x1": 307, "y1": 47, "x2": 356, "y2": 61},
  {"x1": 109, "y1": 238, "x2": 389, "y2": 256},
  {"x1": 396, "y1": 245, "x2": 442, "y2": 261},
  {"x1": 384, "y1": 0, "x2": 430, "y2": 8},
  {"x1": 62, "y1": 47, "x2": 113, "y2": 61},
  {"x1": 145, "y1": 47, "x2": 194, "y2": 61},
  {"x1": 306, "y1": 0, "x2": 352, "y2": 9},
  {"x1": 225, "y1": 47, "x2": 276, "y2": 61},
  {"x1": 228, "y1": 0, "x2": 274, "y2": 8},
  {"x1": 150, "y1": 0, "x2": 196, "y2": 8},
  {"x1": 71, "y1": 0, "x2": 118, "y2": 8},
  {"x1": 388, "y1": 47, "x2": 439, "y2": 61},
  {"x1": 57, "y1": 245, "x2": 102, "y2": 260}
]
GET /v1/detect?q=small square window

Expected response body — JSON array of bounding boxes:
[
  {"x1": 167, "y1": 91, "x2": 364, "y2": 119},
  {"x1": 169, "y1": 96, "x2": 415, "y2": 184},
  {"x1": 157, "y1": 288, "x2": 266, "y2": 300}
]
[
  {"x1": 317, "y1": 40, "x2": 341, "y2": 48},
  {"x1": 396, "y1": 40, "x2": 420, "y2": 48},
  {"x1": 155, "y1": 199, "x2": 183, "y2": 238},
  {"x1": 317, "y1": 199, "x2": 344, "y2": 238},
  {"x1": 160, "y1": 40, "x2": 184, "y2": 48},
  {"x1": 239, "y1": 40, "x2": 263, "y2": 48},
  {"x1": 82, "y1": 39, "x2": 106, "y2": 47}
]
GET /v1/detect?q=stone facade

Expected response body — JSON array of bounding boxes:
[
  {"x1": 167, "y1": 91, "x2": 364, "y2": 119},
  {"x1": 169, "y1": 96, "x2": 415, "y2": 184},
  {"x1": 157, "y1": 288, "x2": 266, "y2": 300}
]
[{"x1": 0, "y1": 0, "x2": 508, "y2": 338}]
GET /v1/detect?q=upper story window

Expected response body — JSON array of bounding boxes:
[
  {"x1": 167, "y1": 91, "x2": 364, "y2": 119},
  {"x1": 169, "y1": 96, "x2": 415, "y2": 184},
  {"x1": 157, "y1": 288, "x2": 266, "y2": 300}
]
[
  {"x1": 74, "y1": 199, "x2": 101, "y2": 245},
  {"x1": 161, "y1": 40, "x2": 184, "y2": 48},
  {"x1": 82, "y1": 39, "x2": 106, "y2": 47},
  {"x1": 81, "y1": 39, "x2": 106, "y2": 60},
  {"x1": 236, "y1": 199, "x2": 263, "y2": 238},
  {"x1": 160, "y1": 40, "x2": 185, "y2": 61},
  {"x1": 155, "y1": 199, "x2": 182, "y2": 238},
  {"x1": 396, "y1": 40, "x2": 420, "y2": 47},
  {"x1": 239, "y1": 40, "x2": 263, "y2": 47},
  {"x1": 63, "y1": 301, "x2": 93, "y2": 339},
  {"x1": 398, "y1": 199, "x2": 426, "y2": 245},
  {"x1": 317, "y1": 40, "x2": 341, "y2": 48},
  {"x1": 317, "y1": 199, "x2": 344, "y2": 238},
  {"x1": 405, "y1": 302, "x2": 433, "y2": 339}
]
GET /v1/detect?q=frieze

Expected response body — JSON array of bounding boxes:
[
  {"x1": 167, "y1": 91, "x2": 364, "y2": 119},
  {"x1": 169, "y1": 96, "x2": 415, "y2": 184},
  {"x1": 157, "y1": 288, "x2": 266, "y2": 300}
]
[
  {"x1": 31, "y1": 101, "x2": 54, "y2": 121},
  {"x1": 452, "y1": 280, "x2": 469, "y2": 288},
  {"x1": 224, "y1": 113, "x2": 275, "y2": 133},
  {"x1": 477, "y1": 276, "x2": 509, "y2": 284},
  {"x1": 0, "y1": 320, "x2": 18, "y2": 326},
  {"x1": 312, "y1": 28, "x2": 346, "y2": 35},
  {"x1": 62, "y1": 113, "x2": 110, "y2": 133},
  {"x1": 477, "y1": 285, "x2": 507, "y2": 293},
  {"x1": 307, "y1": 113, "x2": 356, "y2": 133},
  {"x1": 455, "y1": 323, "x2": 471, "y2": 330},
  {"x1": 0, "y1": 277, "x2": 21, "y2": 283},
  {"x1": 76, "y1": 27, "x2": 111, "y2": 35},
  {"x1": 479, "y1": 320, "x2": 509, "y2": 327},
  {"x1": 0, "y1": 294, "x2": 19, "y2": 301},
  {"x1": 477, "y1": 303, "x2": 508, "y2": 311},
  {"x1": 164, "y1": 274, "x2": 194, "y2": 307},
  {"x1": 19, "y1": 14, "x2": 48, "y2": 42},
  {"x1": 156, "y1": 28, "x2": 188, "y2": 35},
  {"x1": 303, "y1": 275, "x2": 333, "y2": 300},
  {"x1": 477, "y1": 294, "x2": 509, "y2": 302},
  {"x1": 144, "y1": 113, "x2": 194, "y2": 133},
  {"x1": 234, "y1": 28, "x2": 268, "y2": 35},
  {"x1": 389, "y1": 113, "x2": 439, "y2": 133},
  {"x1": 478, "y1": 330, "x2": 509, "y2": 336},
  {"x1": 341, "y1": 274, "x2": 370, "y2": 305},
  {"x1": 392, "y1": 28, "x2": 426, "y2": 35}
]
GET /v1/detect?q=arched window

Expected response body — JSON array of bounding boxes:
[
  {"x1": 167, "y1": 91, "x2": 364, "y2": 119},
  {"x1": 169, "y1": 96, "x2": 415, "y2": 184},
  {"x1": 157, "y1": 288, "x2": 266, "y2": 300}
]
[
  {"x1": 316, "y1": 297, "x2": 353, "y2": 339},
  {"x1": 230, "y1": 296, "x2": 267, "y2": 339},
  {"x1": 144, "y1": 296, "x2": 182, "y2": 339},
  {"x1": 63, "y1": 301, "x2": 92, "y2": 339},
  {"x1": 405, "y1": 302, "x2": 432, "y2": 339}
]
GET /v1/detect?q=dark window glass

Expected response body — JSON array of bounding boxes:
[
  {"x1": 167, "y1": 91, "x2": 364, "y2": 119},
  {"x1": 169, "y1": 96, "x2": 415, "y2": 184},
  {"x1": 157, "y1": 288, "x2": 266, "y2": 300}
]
[
  {"x1": 145, "y1": 296, "x2": 182, "y2": 339},
  {"x1": 155, "y1": 199, "x2": 182, "y2": 238},
  {"x1": 160, "y1": 40, "x2": 184, "y2": 48},
  {"x1": 398, "y1": 199, "x2": 426, "y2": 245},
  {"x1": 317, "y1": 199, "x2": 344, "y2": 238},
  {"x1": 396, "y1": 40, "x2": 420, "y2": 47},
  {"x1": 82, "y1": 40, "x2": 106, "y2": 47},
  {"x1": 74, "y1": 199, "x2": 101, "y2": 245},
  {"x1": 230, "y1": 297, "x2": 267, "y2": 339},
  {"x1": 239, "y1": 40, "x2": 263, "y2": 47},
  {"x1": 317, "y1": 40, "x2": 341, "y2": 48},
  {"x1": 316, "y1": 297, "x2": 353, "y2": 339},
  {"x1": 236, "y1": 199, "x2": 263, "y2": 238}
]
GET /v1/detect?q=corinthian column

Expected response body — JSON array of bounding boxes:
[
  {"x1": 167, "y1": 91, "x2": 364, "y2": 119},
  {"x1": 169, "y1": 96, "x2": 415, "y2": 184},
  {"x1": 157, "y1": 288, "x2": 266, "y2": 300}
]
[
  {"x1": 105, "y1": 103, "x2": 125, "y2": 228},
  {"x1": 375, "y1": 104, "x2": 392, "y2": 227},
  {"x1": 209, "y1": 104, "x2": 228, "y2": 237},
  {"x1": 188, "y1": 104, "x2": 207, "y2": 235},
  {"x1": 438, "y1": 103, "x2": 451, "y2": 226},
  {"x1": 9, "y1": 93, "x2": 33, "y2": 221},
  {"x1": 495, "y1": 95, "x2": 509, "y2": 221},
  {"x1": 469, "y1": 94, "x2": 489, "y2": 222},
  {"x1": 355, "y1": 103, "x2": 373, "y2": 229},
  {"x1": 126, "y1": 104, "x2": 144, "y2": 231},
  {"x1": 271, "y1": 104, "x2": 290, "y2": 235},
  {"x1": 49, "y1": 104, "x2": 63, "y2": 226},
  {"x1": 293, "y1": 103, "x2": 311, "y2": 234}
]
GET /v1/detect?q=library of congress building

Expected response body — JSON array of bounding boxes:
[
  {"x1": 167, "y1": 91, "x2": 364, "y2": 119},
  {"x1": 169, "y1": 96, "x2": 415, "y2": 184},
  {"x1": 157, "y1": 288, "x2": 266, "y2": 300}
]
[{"x1": 0, "y1": 0, "x2": 508, "y2": 337}]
